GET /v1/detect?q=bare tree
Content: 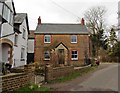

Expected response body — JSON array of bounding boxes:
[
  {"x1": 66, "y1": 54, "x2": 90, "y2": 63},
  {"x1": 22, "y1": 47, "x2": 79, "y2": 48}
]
[
  {"x1": 84, "y1": 6, "x2": 106, "y2": 34},
  {"x1": 84, "y1": 6, "x2": 107, "y2": 65}
]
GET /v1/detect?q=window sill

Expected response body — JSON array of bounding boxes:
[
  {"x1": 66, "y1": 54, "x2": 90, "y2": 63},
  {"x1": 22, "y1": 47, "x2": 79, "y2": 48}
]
[
  {"x1": 44, "y1": 42, "x2": 51, "y2": 44},
  {"x1": 23, "y1": 37, "x2": 26, "y2": 39},
  {"x1": 14, "y1": 44, "x2": 18, "y2": 47},
  {"x1": 71, "y1": 59, "x2": 78, "y2": 61},
  {"x1": 21, "y1": 59, "x2": 25, "y2": 61},
  {"x1": 44, "y1": 59, "x2": 50, "y2": 61},
  {"x1": 71, "y1": 42, "x2": 77, "y2": 44}
]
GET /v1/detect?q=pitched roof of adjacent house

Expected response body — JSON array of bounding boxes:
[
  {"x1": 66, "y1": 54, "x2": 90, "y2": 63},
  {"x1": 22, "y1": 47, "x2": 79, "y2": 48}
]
[
  {"x1": 28, "y1": 30, "x2": 35, "y2": 39},
  {"x1": 35, "y1": 24, "x2": 89, "y2": 34},
  {"x1": 14, "y1": 13, "x2": 29, "y2": 34}
]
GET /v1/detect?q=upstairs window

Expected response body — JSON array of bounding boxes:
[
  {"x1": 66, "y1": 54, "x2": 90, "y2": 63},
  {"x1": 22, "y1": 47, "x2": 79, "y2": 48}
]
[
  {"x1": 44, "y1": 51, "x2": 50, "y2": 60},
  {"x1": 44, "y1": 35, "x2": 51, "y2": 43},
  {"x1": 71, "y1": 35, "x2": 77, "y2": 43},
  {"x1": 2, "y1": 4, "x2": 13, "y2": 25},
  {"x1": 71, "y1": 50, "x2": 78, "y2": 60}
]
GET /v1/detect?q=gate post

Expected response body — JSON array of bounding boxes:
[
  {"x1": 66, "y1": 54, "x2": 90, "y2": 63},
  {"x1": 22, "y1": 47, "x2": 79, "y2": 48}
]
[{"x1": 45, "y1": 64, "x2": 53, "y2": 83}]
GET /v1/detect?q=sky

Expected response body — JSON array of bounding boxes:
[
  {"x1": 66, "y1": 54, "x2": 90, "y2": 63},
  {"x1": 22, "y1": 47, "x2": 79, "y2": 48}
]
[{"x1": 13, "y1": 0, "x2": 119, "y2": 30}]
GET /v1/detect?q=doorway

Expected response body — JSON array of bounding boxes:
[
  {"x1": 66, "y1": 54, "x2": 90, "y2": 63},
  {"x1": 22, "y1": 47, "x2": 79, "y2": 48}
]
[{"x1": 58, "y1": 49, "x2": 65, "y2": 64}]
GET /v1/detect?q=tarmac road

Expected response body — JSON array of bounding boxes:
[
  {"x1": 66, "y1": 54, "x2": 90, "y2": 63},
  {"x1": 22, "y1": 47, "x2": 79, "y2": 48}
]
[{"x1": 70, "y1": 63, "x2": 119, "y2": 92}]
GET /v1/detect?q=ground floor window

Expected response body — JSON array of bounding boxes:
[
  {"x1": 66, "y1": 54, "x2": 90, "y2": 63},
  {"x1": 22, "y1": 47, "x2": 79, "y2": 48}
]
[
  {"x1": 44, "y1": 51, "x2": 50, "y2": 60},
  {"x1": 71, "y1": 50, "x2": 78, "y2": 60}
]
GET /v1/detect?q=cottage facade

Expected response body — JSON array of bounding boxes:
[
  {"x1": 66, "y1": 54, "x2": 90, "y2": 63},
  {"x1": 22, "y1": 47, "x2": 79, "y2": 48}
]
[{"x1": 34, "y1": 17, "x2": 91, "y2": 66}]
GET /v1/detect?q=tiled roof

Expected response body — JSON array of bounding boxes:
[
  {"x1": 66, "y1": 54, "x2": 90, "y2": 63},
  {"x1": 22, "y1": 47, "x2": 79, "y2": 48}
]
[
  {"x1": 35, "y1": 24, "x2": 89, "y2": 34},
  {"x1": 14, "y1": 13, "x2": 29, "y2": 34}
]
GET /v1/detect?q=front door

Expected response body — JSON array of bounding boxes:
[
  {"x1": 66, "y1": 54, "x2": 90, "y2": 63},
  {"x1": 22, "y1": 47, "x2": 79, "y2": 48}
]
[{"x1": 58, "y1": 49, "x2": 65, "y2": 64}]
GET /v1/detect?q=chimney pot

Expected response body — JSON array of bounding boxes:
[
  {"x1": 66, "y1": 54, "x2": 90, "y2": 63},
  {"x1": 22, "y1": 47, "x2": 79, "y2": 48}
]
[
  {"x1": 81, "y1": 18, "x2": 85, "y2": 25},
  {"x1": 38, "y1": 16, "x2": 41, "y2": 25}
]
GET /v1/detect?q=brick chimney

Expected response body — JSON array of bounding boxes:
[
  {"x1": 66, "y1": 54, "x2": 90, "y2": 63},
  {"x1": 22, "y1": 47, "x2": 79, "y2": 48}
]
[
  {"x1": 38, "y1": 16, "x2": 41, "y2": 25},
  {"x1": 81, "y1": 18, "x2": 85, "y2": 25}
]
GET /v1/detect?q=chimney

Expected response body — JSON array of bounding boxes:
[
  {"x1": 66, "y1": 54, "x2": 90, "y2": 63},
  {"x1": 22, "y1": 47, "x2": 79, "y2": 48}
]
[
  {"x1": 81, "y1": 18, "x2": 85, "y2": 25},
  {"x1": 38, "y1": 16, "x2": 41, "y2": 25}
]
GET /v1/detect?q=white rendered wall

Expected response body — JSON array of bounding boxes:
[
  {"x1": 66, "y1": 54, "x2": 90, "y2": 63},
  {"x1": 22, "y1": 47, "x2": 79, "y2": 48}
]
[
  {"x1": 13, "y1": 19, "x2": 28, "y2": 67},
  {"x1": 27, "y1": 39, "x2": 34, "y2": 53}
]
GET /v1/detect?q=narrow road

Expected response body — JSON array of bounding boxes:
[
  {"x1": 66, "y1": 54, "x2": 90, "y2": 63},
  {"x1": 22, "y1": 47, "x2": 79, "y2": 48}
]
[
  {"x1": 46, "y1": 63, "x2": 119, "y2": 92},
  {"x1": 71, "y1": 63, "x2": 118, "y2": 92}
]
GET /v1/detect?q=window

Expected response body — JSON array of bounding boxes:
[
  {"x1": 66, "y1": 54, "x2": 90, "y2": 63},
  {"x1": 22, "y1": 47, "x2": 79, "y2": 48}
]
[
  {"x1": 2, "y1": 4, "x2": 13, "y2": 25},
  {"x1": 22, "y1": 28, "x2": 26, "y2": 39},
  {"x1": 71, "y1": 50, "x2": 78, "y2": 60},
  {"x1": 71, "y1": 35, "x2": 77, "y2": 43},
  {"x1": 14, "y1": 34, "x2": 18, "y2": 46},
  {"x1": 44, "y1": 51, "x2": 50, "y2": 60},
  {"x1": 9, "y1": 12, "x2": 13, "y2": 25},
  {"x1": 21, "y1": 48, "x2": 25, "y2": 61},
  {"x1": 0, "y1": 3, "x2": 3, "y2": 16},
  {"x1": 44, "y1": 35, "x2": 51, "y2": 43},
  {"x1": 3, "y1": 4, "x2": 8, "y2": 21}
]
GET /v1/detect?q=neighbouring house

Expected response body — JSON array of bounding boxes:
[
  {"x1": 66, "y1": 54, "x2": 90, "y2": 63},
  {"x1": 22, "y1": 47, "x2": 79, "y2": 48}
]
[
  {"x1": 0, "y1": 0, "x2": 30, "y2": 70},
  {"x1": 14, "y1": 13, "x2": 29, "y2": 67},
  {"x1": 27, "y1": 30, "x2": 35, "y2": 64},
  {"x1": 34, "y1": 17, "x2": 91, "y2": 66},
  {"x1": 0, "y1": 0, "x2": 16, "y2": 68}
]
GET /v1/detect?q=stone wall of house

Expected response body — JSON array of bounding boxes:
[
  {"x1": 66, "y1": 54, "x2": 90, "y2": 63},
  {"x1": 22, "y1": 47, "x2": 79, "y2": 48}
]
[
  {"x1": 46, "y1": 65, "x2": 74, "y2": 81},
  {"x1": 34, "y1": 34, "x2": 91, "y2": 66},
  {"x1": 1, "y1": 65, "x2": 35, "y2": 92}
]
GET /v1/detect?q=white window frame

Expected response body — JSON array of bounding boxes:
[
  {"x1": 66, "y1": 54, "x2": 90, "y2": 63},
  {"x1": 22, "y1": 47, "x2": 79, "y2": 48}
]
[
  {"x1": 71, "y1": 35, "x2": 77, "y2": 43},
  {"x1": 44, "y1": 35, "x2": 51, "y2": 43},
  {"x1": 71, "y1": 50, "x2": 78, "y2": 60},
  {"x1": 44, "y1": 51, "x2": 50, "y2": 60}
]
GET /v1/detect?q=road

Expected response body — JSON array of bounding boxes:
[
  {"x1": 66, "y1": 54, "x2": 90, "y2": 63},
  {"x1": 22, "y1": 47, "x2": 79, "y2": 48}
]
[
  {"x1": 46, "y1": 63, "x2": 119, "y2": 92},
  {"x1": 70, "y1": 63, "x2": 119, "y2": 92}
]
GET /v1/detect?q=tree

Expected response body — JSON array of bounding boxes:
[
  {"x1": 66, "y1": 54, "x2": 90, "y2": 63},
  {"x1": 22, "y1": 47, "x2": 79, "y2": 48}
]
[
  {"x1": 107, "y1": 28, "x2": 117, "y2": 56},
  {"x1": 113, "y1": 42, "x2": 120, "y2": 62},
  {"x1": 84, "y1": 6, "x2": 107, "y2": 58},
  {"x1": 108, "y1": 28, "x2": 117, "y2": 47}
]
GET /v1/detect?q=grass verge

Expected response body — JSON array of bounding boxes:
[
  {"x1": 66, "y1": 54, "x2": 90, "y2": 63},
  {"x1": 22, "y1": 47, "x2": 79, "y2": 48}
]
[
  {"x1": 13, "y1": 84, "x2": 50, "y2": 93},
  {"x1": 49, "y1": 66, "x2": 96, "y2": 84}
]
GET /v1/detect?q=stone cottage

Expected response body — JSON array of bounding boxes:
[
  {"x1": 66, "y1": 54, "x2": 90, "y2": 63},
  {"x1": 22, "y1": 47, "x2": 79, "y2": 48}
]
[{"x1": 34, "y1": 17, "x2": 91, "y2": 66}]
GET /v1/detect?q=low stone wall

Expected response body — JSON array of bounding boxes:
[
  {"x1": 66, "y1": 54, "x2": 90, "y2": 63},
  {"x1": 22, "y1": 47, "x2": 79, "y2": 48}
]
[
  {"x1": 1, "y1": 64, "x2": 35, "y2": 92},
  {"x1": 46, "y1": 65, "x2": 74, "y2": 81}
]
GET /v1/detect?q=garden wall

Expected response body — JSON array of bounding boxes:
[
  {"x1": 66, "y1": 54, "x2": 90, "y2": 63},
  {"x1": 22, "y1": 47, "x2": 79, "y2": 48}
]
[
  {"x1": 46, "y1": 65, "x2": 74, "y2": 81},
  {"x1": 1, "y1": 64, "x2": 35, "y2": 92}
]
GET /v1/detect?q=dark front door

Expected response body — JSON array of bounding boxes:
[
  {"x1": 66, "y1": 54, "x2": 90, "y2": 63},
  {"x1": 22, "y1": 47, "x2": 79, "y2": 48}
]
[{"x1": 58, "y1": 49, "x2": 65, "y2": 64}]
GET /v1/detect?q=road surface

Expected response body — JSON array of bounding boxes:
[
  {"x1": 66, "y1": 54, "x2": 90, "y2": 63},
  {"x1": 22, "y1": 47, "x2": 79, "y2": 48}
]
[{"x1": 71, "y1": 63, "x2": 119, "y2": 92}]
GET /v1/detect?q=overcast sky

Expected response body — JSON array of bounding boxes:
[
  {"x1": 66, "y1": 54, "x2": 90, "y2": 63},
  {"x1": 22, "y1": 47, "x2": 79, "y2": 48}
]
[{"x1": 13, "y1": 0, "x2": 119, "y2": 30}]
